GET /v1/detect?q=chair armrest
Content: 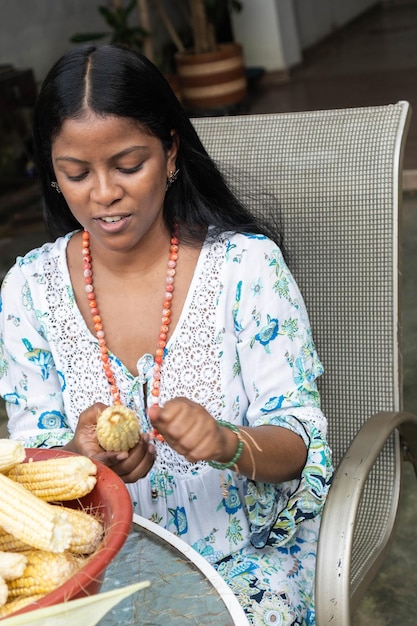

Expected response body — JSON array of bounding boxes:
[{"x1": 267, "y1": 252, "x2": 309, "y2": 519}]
[{"x1": 315, "y1": 410, "x2": 417, "y2": 626}]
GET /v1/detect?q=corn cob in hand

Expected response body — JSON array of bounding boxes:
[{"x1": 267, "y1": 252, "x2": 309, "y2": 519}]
[
  {"x1": 96, "y1": 405, "x2": 141, "y2": 451},
  {"x1": 0, "y1": 439, "x2": 26, "y2": 473},
  {"x1": 7, "y1": 455, "x2": 97, "y2": 501}
]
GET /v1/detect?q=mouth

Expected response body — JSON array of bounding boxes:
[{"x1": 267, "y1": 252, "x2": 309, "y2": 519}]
[
  {"x1": 97, "y1": 215, "x2": 125, "y2": 223},
  {"x1": 93, "y1": 214, "x2": 132, "y2": 231}
]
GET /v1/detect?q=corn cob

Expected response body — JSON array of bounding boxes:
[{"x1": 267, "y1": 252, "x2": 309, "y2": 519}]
[
  {"x1": 0, "y1": 473, "x2": 72, "y2": 553},
  {"x1": 0, "y1": 507, "x2": 104, "y2": 556},
  {"x1": 96, "y1": 405, "x2": 141, "y2": 451},
  {"x1": 0, "y1": 576, "x2": 8, "y2": 608},
  {"x1": 58, "y1": 507, "x2": 104, "y2": 555},
  {"x1": 0, "y1": 529, "x2": 28, "y2": 553},
  {"x1": 0, "y1": 551, "x2": 27, "y2": 581},
  {"x1": 7, "y1": 550, "x2": 81, "y2": 599},
  {"x1": 0, "y1": 439, "x2": 26, "y2": 473},
  {"x1": 7, "y1": 455, "x2": 97, "y2": 501},
  {"x1": 0, "y1": 594, "x2": 43, "y2": 618}
]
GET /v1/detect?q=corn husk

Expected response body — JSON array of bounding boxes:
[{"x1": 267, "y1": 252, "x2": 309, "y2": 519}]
[{"x1": 0, "y1": 581, "x2": 150, "y2": 626}]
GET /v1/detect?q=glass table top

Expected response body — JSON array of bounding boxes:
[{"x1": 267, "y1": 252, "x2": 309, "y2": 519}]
[{"x1": 97, "y1": 516, "x2": 247, "y2": 626}]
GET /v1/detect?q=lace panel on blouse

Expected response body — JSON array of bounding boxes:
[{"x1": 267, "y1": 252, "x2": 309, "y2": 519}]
[{"x1": 153, "y1": 235, "x2": 228, "y2": 477}]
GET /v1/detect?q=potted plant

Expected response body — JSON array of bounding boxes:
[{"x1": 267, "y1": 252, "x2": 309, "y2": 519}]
[
  {"x1": 70, "y1": 0, "x2": 184, "y2": 100},
  {"x1": 70, "y1": 0, "x2": 150, "y2": 55},
  {"x1": 152, "y1": 0, "x2": 247, "y2": 111}
]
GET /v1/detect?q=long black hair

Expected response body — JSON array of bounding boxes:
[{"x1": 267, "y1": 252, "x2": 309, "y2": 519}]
[{"x1": 33, "y1": 44, "x2": 283, "y2": 247}]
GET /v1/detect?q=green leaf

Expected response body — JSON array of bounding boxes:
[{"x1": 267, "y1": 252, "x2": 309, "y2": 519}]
[
  {"x1": 126, "y1": 0, "x2": 138, "y2": 16},
  {"x1": 98, "y1": 6, "x2": 118, "y2": 28}
]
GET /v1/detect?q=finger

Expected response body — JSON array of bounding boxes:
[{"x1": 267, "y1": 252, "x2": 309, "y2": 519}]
[
  {"x1": 92, "y1": 450, "x2": 123, "y2": 466},
  {"x1": 117, "y1": 450, "x2": 155, "y2": 483},
  {"x1": 113, "y1": 437, "x2": 154, "y2": 469},
  {"x1": 147, "y1": 404, "x2": 162, "y2": 424},
  {"x1": 115, "y1": 451, "x2": 129, "y2": 461}
]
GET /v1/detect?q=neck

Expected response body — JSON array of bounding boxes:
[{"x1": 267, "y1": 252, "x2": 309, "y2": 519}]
[{"x1": 87, "y1": 228, "x2": 172, "y2": 276}]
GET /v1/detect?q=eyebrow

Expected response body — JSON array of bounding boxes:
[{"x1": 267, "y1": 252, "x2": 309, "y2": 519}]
[{"x1": 54, "y1": 145, "x2": 149, "y2": 164}]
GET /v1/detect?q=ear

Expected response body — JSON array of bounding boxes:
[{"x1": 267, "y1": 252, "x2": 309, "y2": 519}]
[{"x1": 167, "y1": 130, "x2": 179, "y2": 173}]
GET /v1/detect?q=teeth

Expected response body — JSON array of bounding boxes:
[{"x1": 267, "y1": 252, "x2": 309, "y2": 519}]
[{"x1": 101, "y1": 216, "x2": 123, "y2": 223}]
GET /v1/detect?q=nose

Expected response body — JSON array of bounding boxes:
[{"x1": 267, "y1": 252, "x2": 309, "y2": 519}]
[{"x1": 90, "y1": 172, "x2": 123, "y2": 206}]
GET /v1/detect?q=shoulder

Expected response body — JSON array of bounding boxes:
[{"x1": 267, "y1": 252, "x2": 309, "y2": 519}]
[
  {"x1": 207, "y1": 230, "x2": 285, "y2": 268},
  {"x1": 4, "y1": 233, "x2": 73, "y2": 280},
  {"x1": 11, "y1": 233, "x2": 74, "y2": 270},
  {"x1": 207, "y1": 228, "x2": 281, "y2": 250}
]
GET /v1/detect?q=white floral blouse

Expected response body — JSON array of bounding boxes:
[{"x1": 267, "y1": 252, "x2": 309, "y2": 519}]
[{"x1": 0, "y1": 229, "x2": 332, "y2": 566}]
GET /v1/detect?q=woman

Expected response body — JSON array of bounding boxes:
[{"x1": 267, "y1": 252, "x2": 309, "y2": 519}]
[{"x1": 0, "y1": 45, "x2": 332, "y2": 625}]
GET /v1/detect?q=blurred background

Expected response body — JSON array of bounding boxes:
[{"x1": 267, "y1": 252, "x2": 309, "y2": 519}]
[{"x1": 1, "y1": 1, "x2": 416, "y2": 624}]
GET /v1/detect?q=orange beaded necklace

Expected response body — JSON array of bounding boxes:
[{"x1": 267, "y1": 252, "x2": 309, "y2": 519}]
[{"x1": 82, "y1": 228, "x2": 179, "y2": 440}]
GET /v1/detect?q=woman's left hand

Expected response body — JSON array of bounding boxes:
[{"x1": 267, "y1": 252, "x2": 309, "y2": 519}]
[
  {"x1": 148, "y1": 397, "x2": 308, "y2": 483},
  {"x1": 148, "y1": 397, "x2": 229, "y2": 463}
]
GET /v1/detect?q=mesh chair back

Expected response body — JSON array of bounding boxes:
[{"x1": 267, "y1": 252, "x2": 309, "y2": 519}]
[{"x1": 192, "y1": 101, "x2": 411, "y2": 598}]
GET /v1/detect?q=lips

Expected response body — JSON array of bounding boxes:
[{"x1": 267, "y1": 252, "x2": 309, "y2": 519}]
[{"x1": 93, "y1": 214, "x2": 132, "y2": 232}]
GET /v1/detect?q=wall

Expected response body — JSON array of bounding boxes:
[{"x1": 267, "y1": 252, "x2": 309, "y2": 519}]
[
  {"x1": 0, "y1": 0, "x2": 107, "y2": 82},
  {"x1": 230, "y1": 0, "x2": 302, "y2": 73},
  {"x1": 0, "y1": 1, "x2": 183, "y2": 84},
  {"x1": 231, "y1": 0, "x2": 381, "y2": 72}
]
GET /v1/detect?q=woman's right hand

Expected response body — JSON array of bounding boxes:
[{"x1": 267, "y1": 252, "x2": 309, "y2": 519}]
[{"x1": 64, "y1": 402, "x2": 155, "y2": 483}]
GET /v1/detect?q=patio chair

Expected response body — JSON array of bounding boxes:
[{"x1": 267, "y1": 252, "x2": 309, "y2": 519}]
[{"x1": 192, "y1": 100, "x2": 416, "y2": 625}]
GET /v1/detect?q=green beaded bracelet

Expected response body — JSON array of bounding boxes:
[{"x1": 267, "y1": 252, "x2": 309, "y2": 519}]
[{"x1": 208, "y1": 420, "x2": 244, "y2": 470}]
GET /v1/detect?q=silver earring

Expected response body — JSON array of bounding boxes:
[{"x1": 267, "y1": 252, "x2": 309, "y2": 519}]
[
  {"x1": 51, "y1": 181, "x2": 61, "y2": 193},
  {"x1": 166, "y1": 169, "x2": 180, "y2": 189}
]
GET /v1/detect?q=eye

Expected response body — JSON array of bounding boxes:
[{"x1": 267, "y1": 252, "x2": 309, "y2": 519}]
[
  {"x1": 66, "y1": 172, "x2": 88, "y2": 182},
  {"x1": 118, "y1": 163, "x2": 142, "y2": 174}
]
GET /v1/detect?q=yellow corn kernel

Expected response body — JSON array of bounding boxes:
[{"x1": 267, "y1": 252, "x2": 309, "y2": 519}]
[
  {"x1": 0, "y1": 439, "x2": 26, "y2": 473},
  {"x1": 96, "y1": 405, "x2": 141, "y2": 451},
  {"x1": 60, "y1": 506, "x2": 104, "y2": 555},
  {"x1": 0, "y1": 594, "x2": 44, "y2": 617},
  {"x1": 0, "y1": 473, "x2": 72, "y2": 553},
  {"x1": 0, "y1": 576, "x2": 8, "y2": 608},
  {"x1": 0, "y1": 551, "x2": 27, "y2": 581},
  {"x1": 0, "y1": 529, "x2": 28, "y2": 553},
  {"x1": 7, "y1": 455, "x2": 97, "y2": 501},
  {"x1": 7, "y1": 550, "x2": 81, "y2": 599}
]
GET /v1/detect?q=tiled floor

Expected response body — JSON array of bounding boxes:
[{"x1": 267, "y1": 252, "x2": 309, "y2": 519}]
[{"x1": 1, "y1": 2, "x2": 417, "y2": 624}]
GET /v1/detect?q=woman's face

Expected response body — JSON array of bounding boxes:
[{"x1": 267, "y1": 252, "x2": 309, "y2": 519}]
[{"x1": 51, "y1": 111, "x2": 178, "y2": 247}]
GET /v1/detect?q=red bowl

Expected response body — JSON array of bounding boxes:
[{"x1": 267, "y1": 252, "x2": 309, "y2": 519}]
[{"x1": 8, "y1": 448, "x2": 133, "y2": 617}]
